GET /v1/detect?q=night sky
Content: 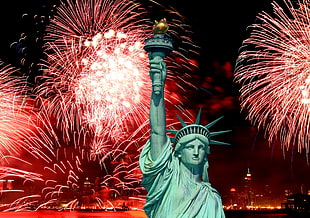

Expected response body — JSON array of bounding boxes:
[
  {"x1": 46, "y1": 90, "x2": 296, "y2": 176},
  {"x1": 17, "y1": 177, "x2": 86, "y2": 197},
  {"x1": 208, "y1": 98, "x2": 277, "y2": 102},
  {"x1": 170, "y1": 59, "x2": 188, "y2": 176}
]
[
  {"x1": 169, "y1": 0, "x2": 310, "y2": 198},
  {"x1": 0, "y1": 0, "x2": 310, "y2": 202}
]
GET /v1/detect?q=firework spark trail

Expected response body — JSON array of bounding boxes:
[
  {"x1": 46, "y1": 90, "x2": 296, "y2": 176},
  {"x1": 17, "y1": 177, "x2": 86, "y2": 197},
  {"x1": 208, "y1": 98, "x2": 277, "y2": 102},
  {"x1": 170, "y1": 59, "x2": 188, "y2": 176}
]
[
  {"x1": 0, "y1": 0, "x2": 199, "y2": 210},
  {"x1": 0, "y1": 63, "x2": 37, "y2": 160},
  {"x1": 235, "y1": 0, "x2": 310, "y2": 154},
  {"x1": 0, "y1": 127, "x2": 144, "y2": 211},
  {"x1": 35, "y1": 0, "x2": 198, "y2": 157},
  {"x1": 0, "y1": 148, "x2": 118, "y2": 210},
  {"x1": 35, "y1": 0, "x2": 152, "y2": 154}
]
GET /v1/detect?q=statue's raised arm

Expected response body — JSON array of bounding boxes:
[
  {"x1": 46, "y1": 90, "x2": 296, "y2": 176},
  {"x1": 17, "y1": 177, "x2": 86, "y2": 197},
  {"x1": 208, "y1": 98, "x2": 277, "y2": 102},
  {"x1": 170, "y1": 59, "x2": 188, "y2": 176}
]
[
  {"x1": 148, "y1": 54, "x2": 168, "y2": 160},
  {"x1": 144, "y1": 18, "x2": 173, "y2": 161}
]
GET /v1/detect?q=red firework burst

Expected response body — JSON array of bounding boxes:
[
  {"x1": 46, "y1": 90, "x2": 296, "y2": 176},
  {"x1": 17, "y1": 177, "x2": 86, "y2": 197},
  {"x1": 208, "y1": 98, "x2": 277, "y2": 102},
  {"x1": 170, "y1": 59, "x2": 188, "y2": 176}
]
[
  {"x1": 0, "y1": 0, "x2": 199, "y2": 210},
  {"x1": 235, "y1": 0, "x2": 310, "y2": 153},
  {"x1": 0, "y1": 63, "x2": 35, "y2": 160},
  {"x1": 35, "y1": 0, "x2": 198, "y2": 154}
]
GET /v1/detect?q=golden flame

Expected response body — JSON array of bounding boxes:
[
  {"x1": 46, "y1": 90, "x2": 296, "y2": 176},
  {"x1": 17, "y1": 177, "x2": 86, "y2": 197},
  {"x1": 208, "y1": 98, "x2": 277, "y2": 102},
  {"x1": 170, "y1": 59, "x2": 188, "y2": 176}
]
[{"x1": 152, "y1": 18, "x2": 169, "y2": 34}]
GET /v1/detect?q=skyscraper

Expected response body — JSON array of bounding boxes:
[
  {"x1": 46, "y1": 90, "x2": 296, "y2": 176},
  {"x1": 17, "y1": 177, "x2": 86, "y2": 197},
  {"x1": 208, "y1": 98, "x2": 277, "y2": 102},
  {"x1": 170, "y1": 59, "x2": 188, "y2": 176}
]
[{"x1": 243, "y1": 168, "x2": 254, "y2": 208}]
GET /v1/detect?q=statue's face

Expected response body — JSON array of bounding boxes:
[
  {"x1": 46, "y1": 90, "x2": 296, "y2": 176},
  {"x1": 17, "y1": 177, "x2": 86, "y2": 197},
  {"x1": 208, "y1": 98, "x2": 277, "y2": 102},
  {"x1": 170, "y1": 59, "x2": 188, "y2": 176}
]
[{"x1": 179, "y1": 138, "x2": 207, "y2": 168}]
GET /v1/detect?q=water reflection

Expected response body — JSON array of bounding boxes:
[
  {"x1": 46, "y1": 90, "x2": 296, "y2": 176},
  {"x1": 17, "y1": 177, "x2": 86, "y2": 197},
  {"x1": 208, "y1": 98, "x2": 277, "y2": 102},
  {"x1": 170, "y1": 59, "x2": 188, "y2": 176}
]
[{"x1": 0, "y1": 210, "x2": 147, "y2": 218}]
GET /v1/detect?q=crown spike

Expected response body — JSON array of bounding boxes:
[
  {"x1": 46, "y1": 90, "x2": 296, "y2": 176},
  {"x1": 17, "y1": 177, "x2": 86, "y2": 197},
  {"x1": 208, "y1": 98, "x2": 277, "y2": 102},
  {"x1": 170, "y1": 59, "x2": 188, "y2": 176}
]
[
  {"x1": 194, "y1": 108, "x2": 202, "y2": 125},
  {"x1": 210, "y1": 140, "x2": 230, "y2": 146},
  {"x1": 205, "y1": 116, "x2": 224, "y2": 128},
  {"x1": 210, "y1": 130, "x2": 232, "y2": 137},
  {"x1": 166, "y1": 129, "x2": 178, "y2": 134},
  {"x1": 176, "y1": 113, "x2": 187, "y2": 127}
]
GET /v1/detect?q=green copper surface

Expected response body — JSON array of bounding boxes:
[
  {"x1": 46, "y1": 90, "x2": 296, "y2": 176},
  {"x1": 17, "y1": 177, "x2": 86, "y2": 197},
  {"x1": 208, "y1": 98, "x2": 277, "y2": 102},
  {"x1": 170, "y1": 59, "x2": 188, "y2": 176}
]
[{"x1": 140, "y1": 20, "x2": 228, "y2": 218}]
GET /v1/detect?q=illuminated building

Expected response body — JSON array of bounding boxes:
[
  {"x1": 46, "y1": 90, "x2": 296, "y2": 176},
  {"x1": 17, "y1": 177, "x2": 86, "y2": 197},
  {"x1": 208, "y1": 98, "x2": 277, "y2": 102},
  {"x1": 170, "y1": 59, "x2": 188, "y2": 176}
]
[
  {"x1": 81, "y1": 177, "x2": 94, "y2": 205},
  {"x1": 244, "y1": 168, "x2": 252, "y2": 182},
  {"x1": 0, "y1": 179, "x2": 14, "y2": 205},
  {"x1": 281, "y1": 193, "x2": 310, "y2": 211},
  {"x1": 243, "y1": 168, "x2": 255, "y2": 208},
  {"x1": 0, "y1": 179, "x2": 14, "y2": 191}
]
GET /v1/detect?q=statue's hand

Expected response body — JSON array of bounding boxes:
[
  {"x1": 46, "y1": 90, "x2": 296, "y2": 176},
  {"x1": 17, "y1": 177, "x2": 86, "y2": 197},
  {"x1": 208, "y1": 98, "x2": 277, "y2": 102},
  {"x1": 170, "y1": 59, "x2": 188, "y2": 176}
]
[{"x1": 149, "y1": 55, "x2": 167, "y2": 94}]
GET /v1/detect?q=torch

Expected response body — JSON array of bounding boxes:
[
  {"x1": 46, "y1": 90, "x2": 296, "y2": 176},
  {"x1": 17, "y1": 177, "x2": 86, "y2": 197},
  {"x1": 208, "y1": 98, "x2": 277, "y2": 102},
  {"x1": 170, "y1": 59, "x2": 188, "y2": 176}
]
[{"x1": 144, "y1": 18, "x2": 174, "y2": 94}]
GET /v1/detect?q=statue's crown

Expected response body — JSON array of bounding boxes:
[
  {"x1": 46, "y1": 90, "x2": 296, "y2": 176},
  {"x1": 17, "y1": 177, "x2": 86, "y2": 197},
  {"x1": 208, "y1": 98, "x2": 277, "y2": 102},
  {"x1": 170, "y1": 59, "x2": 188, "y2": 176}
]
[{"x1": 167, "y1": 109, "x2": 231, "y2": 146}]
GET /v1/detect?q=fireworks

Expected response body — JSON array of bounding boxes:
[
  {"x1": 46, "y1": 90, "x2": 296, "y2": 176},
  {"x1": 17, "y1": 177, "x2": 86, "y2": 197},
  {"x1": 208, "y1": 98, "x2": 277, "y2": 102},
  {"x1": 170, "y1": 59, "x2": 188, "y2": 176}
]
[
  {"x1": 235, "y1": 0, "x2": 310, "y2": 153},
  {"x1": 34, "y1": 0, "x2": 152, "y2": 158},
  {"x1": 0, "y1": 63, "x2": 33, "y2": 160},
  {"x1": 0, "y1": 146, "x2": 143, "y2": 211},
  {"x1": 0, "y1": 0, "x2": 199, "y2": 210},
  {"x1": 36, "y1": 0, "x2": 198, "y2": 154}
]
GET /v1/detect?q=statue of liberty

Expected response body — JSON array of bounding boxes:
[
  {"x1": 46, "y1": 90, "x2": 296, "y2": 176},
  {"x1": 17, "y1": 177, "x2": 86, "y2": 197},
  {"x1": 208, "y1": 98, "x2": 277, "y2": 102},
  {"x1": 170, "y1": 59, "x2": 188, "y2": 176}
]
[{"x1": 139, "y1": 19, "x2": 229, "y2": 218}]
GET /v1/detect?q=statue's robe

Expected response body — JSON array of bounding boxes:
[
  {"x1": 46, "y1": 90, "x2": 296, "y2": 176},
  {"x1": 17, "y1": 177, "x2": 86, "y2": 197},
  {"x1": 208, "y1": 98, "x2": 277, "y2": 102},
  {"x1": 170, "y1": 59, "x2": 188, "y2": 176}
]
[{"x1": 139, "y1": 137, "x2": 225, "y2": 218}]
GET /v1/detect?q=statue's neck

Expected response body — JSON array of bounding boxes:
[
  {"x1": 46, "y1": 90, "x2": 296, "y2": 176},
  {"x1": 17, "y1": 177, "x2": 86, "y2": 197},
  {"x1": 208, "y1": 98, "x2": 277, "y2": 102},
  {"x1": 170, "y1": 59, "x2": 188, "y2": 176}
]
[{"x1": 179, "y1": 162, "x2": 203, "y2": 183}]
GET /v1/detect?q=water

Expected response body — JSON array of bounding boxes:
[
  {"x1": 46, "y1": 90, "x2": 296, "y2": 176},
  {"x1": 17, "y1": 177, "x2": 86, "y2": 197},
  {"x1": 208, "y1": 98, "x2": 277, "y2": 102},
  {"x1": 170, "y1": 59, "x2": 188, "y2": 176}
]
[
  {"x1": 225, "y1": 210, "x2": 304, "y2": 218},
  {"x1": 0, "y1": 210, "x2": 302, "y2": 218},
  {"x1": 0, "y1": 210, "x2": 147, "y2": 218}
]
